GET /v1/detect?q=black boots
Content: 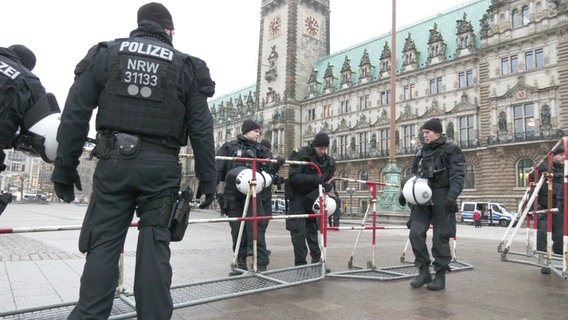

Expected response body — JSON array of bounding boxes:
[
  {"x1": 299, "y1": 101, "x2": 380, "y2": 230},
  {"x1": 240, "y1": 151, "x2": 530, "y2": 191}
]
[
  {"x1": 427, "y1": 269, "x2": 446, "y2": 291},
  {"x1": 410, "y1": 265, "x2": 432, "y2": 288}
]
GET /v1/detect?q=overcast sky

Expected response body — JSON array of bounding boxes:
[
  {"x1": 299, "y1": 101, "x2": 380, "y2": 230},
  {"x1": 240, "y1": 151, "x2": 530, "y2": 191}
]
[{"x1": 2, "y1": 0, "x2": 471, "y2": 105}]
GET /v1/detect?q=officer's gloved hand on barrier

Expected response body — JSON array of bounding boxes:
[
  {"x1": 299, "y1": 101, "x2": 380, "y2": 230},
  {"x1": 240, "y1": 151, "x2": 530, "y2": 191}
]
[
  {"x1": 445, "y1": 197, "x2": 457, "y2": 213},
  {"x1": 199, "y1": 193, "x2": 214, "y2": 209},
  {"x1": 323, "y1": 183, "x2": 333, "y2": 193},
  {"x1": 276, "y1": 156, "x2": 286, "y2": 167},
  {"x1": 314, "y1": 175, "x2": 326, "y2": 185},
  {"x1": 52, "y1": 168, "x2": 82, "y2": 203},
  {"x1": 398, "y1": 193, "x2": 407, "y2": 207}
]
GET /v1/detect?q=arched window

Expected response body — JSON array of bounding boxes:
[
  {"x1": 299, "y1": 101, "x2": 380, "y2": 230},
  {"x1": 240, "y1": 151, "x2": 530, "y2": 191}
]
[
  {"x1": 517, "y1": 158, "x2": 535, "y2": 187},
  {"x1": 359, "y1": 170, "x2": 369, "y2": 190},
  {"x1": 340, "y1": 171, "x2": 349, "y2": 190},
  {"x1": 464, "y1": 163, "x2": 475, "y2": 189}
]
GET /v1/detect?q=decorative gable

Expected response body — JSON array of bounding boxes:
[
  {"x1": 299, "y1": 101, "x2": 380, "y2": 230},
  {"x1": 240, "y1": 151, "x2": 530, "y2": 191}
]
[
  {"x1": 379, "y1": 42, "x2": 391, "y2": 76},
  {"x1": 456, "y1": 13, "x2": 477, "y2": 57},
  {"x1": 358, "y1": 49, "x2": 373, "y2": 84},
  {"x1": 422, "y1": 100, "x2": 445, "y2": 118},
  {"x1": 448, "y1": 93, "x2": 478, "y2": 113},
  {"x1": 340, "y1": 56, "x2": 354, "y2": 89},
  {"x1": 323, "y1": 62, "x2": 336, "y2": 94},
  {"x1": 397, "y1": 105, "x2": 418, "y2": 122},
  {"x1": 427, "y1": 23, "x2": 446, "y2": 65},
  {"x1": 334, "y1": 118, "x2": 351, "y2": 133},
  {"x1": 401, "y1": 33, "x2": 419, "y2": 72}
]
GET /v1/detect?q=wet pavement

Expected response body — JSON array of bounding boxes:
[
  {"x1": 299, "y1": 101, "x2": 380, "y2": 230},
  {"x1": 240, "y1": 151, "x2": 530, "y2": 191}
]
[{"x1": 0, "y1": 203, "x2": 567, "y2": 319}]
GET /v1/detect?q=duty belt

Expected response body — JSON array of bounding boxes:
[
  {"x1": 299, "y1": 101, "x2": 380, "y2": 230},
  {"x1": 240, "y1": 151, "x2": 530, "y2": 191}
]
[{"x1": 139, "y1": 139, "x2": 180, "y2": 156}]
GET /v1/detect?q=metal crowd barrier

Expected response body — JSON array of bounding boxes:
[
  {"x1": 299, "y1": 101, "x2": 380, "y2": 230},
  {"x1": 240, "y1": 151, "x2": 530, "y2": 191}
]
[{"x1": 499, "y1": 136, "x2": 568, "y2": 280}]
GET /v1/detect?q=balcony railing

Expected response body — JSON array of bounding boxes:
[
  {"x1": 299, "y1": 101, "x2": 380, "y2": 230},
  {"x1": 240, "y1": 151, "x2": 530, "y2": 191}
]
[{"x1": 487, "y1": 129, "x2": 563, "y2": 145}]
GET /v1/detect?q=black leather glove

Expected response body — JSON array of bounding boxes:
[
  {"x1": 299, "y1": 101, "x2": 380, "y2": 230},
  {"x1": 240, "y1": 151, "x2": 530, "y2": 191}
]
[
  {"x1": 52, "y1": 167, "x2": 82, "y2": 203},
  {"x1": 0, "y1": 192, "x2": 13, "y2": 216},
  {"x1": 276, "y1": 156, "x2": 286, "y2": 167},
  {"x1": 199, "y1": 193, "x2": 215, "y2": 209},
  {"x1": 314, "y1": 175, "x2": 326, "y2": 185},
  {"x1": 398, "y1": 193, "x2": 407, "y2": 207},
  {"x1": 323, "y1": 183, "x2": 333, "y2": 193},
  {"x1": 445, "y1": 198, "x2": 457, "y2": 213}
]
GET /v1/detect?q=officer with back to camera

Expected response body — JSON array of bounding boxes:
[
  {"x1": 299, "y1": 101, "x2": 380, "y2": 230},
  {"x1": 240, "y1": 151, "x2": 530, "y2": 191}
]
[
  {"x1": 216, "y1": 120, "x2": 284, "y2": 274},
  {"x1": 399, "y1": 118, "x2": 465, "y2": 291},
  {"x1": 51, "y1": 3, "x2": 217, "y2": 319},
  {"x1": 0, "y1": 45, "x2": 61, "y2": 215},
  {"x1": 286, "y1": 132, "x2": 336, "y2": 266},
  {"x1": 535, "y1": 147, "x2": 565, "y2": 274}
]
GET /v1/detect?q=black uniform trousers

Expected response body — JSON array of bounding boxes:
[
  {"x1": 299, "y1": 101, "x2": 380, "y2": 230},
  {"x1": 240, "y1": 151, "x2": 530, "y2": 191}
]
[
  {"x1": 68, "y1": 150, "x2": 180, "y2": 320},
  {"x1": 408, "y1": 187, "x2": 456, "y2": 271},
  {"x1": 537, "y1": 199, "x2": 565, "y2": 254},
  {"x1": 225, "y1": 187, "x2": 269, "y2": 267},
  {"x1": 288, "y1": 215, "x2": 320, "y2": 265}
]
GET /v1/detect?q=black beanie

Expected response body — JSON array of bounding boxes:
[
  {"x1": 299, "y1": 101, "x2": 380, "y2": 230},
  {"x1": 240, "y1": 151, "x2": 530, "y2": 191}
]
[
  {"x1": 313, "y1": 132, "x2": 330, "y2": 147},
  {"x1": 553, "y1": 147, "x2": 565, "y2": 156},
  {"x1": 9, "y1": 45, "x2": 36, "y2": 71},
  {"x1": 422, "y1": 118, "x2": 443, "y2": 134},
  {"x1": 241, "y1": 119, "x2": 261, "y2": 134},
  {"x1": 260, "y1": 139, "x2": 272, "y2": 150},
  {"x1": 137, "y1": 2, "x2": 174, "y2": 30}
]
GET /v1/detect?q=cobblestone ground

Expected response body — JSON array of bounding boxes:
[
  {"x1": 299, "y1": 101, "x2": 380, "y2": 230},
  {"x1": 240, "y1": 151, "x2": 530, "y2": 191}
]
[{"x1": 0, "y1": 234, "x2": 85, "y2": 262}]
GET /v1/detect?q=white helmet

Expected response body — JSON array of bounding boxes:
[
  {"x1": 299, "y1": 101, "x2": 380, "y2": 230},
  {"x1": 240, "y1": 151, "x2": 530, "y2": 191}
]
[
  {"x1": 13, "y1": 93, "x2": 60, "y2": 163},
  {"x1": 402, "y1": 176, "x2": 432, "y2": 205},
  {"x1": 312, "y1": 196, "x2": 337, "y2": 214},
  {"x1": 226, "y1": 167, "x2": 273, "y2": 195}
]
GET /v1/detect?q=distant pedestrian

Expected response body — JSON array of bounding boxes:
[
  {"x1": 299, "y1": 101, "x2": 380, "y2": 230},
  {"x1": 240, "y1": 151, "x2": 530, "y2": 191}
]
[{"x1": 473, "y1": 210, "x2": 482, "y2": 228}]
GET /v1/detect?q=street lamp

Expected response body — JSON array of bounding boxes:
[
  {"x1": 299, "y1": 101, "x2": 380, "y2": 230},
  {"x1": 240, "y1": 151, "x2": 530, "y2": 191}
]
[{"x1": 346, "y1": 187, "x2": 355, "y2": 216}]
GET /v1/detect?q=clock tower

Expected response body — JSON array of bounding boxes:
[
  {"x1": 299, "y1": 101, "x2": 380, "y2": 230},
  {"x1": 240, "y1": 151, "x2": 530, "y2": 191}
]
[{"x1": 258, "y1": 0, "x2": 330, "y2": 156}]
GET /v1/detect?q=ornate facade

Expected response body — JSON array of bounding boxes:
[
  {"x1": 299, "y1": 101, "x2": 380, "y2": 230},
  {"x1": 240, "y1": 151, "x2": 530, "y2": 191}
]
[{"x1": 207, "y1": 0, "x2": 567, "y2": 213}]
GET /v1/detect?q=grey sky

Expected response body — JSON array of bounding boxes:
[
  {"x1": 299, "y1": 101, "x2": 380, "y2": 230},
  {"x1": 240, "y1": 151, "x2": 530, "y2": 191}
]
[{"x1": 2, "y1": 0, "x2": 470, "y2": 105}]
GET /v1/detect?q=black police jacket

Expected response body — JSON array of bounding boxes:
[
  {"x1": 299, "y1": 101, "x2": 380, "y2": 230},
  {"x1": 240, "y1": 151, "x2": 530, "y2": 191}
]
[
  {"x1": 411, "y1": 135, "x2": 465, "y2": 202},
  {"x1": 54, "y1": 21, "x2": 217, "y2": 194},
  {"x1": 287, "y1": 145, "x2": 336, "y2": 214},
  {"x1": 216, "y1": 134, "x2": 277, "y2": 184},
  {"x1": 0, "y1": 47, "x2": 47, "y2": 149}
]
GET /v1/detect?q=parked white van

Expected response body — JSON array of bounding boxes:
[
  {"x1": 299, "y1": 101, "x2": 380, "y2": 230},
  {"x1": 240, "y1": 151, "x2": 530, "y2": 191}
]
[{"x1": 458, "y1": 201, "x2": 519, "y2": 227}]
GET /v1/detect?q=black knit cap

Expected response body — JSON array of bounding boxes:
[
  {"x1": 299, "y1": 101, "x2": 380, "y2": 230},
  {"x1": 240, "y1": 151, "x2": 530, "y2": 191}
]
[
  {"x1": 9, "y1": 45, "x2": 36, "y2": 71},
  {"x1": 260, "y1": 139, "x2": 272, "y2": 150},
  {"x1": 137, "y1": 2, "x2": 174, "y2": 30},
  {"x1": 422, "y1": 118, "x2": 443, "y2": 134},
  {"x1": 312, "y1": 132, "x2": 330, "y2": 147},
  {"x1": 241, "y1": 119, "x2": 261, "y2": 134}
]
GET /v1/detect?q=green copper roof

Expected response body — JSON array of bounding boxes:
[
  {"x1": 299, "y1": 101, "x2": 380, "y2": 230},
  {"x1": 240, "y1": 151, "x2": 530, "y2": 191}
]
[{"x1": 313, "y1": 0, "x2": 491, "y2": 92}]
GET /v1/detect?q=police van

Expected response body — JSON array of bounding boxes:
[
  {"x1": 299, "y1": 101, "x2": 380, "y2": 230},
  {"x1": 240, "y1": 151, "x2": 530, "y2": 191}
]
[{"x1": 458, "y1": 201, "x2": 519, "y2": 227}]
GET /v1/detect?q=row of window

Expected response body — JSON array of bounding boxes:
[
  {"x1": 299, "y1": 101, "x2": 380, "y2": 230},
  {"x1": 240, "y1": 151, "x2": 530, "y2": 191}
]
[
  {"x1": 313, "y1": 102, "x2": 538, "y2": 153},
  {"x1": 337, "y1": 156, "x2": 535, "y2": 193},
  {"x1": 501, "y1": 48, "x2": 544, "y2": 75}
]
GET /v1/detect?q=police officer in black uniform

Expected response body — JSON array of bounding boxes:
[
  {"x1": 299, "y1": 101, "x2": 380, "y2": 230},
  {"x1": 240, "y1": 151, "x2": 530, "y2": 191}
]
[
  {"x1": 287, "y1": 132, "x2": 336, "y2": 266},
  {"x1": 0, "y1": 45, "x2": 60, "y2": 215},
  {"x1": 216, "y1": 120, "x2": 283, "y2": 274},
  {"x1": 399, "y1": 118, "x2": 465, "y2": 291},
  {"x1": 535, "y1": 147, "x2": 565, "y2": 274},
  {"x1": 51, "y1": 3, "x2": 217, "y2": 319}
]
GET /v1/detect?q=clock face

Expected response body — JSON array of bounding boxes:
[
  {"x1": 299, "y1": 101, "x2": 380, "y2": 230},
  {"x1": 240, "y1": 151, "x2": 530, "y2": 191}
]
[
  {"x1": 269, "y1": 16, "x2": 281, "y2": 36},
  {"x1": 304, "y1": 16, "x2": 319, "y2": 36}
]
